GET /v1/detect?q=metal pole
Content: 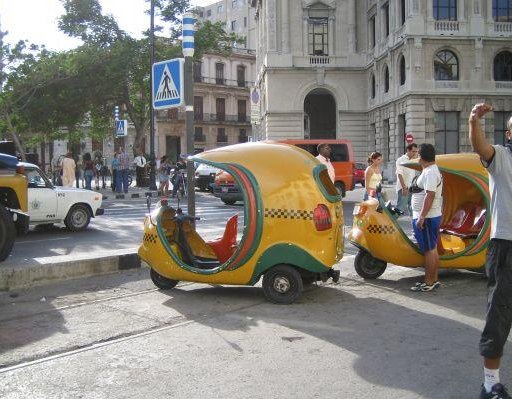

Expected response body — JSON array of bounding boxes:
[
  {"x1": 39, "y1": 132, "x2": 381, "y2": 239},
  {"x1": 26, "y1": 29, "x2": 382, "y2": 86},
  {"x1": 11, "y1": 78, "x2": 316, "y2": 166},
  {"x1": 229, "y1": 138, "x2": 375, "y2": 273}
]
[
  {"x1": 183, "y1": 13, "x2": 196, "y2": 217},
  {"x1": 148, "y1": 0, "x2": 157, "y2": 191}
]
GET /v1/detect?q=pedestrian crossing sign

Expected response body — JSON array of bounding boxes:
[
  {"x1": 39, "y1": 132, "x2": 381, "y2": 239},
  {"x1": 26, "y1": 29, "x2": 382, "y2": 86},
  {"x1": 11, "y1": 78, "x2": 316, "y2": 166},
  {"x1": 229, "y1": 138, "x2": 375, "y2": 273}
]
[
  {"x1": 152, "y1": 58, "x2": 184, "y2": 110},
  {"x1": 115, "y1": 119, "x2": 128, "y2": 137}
]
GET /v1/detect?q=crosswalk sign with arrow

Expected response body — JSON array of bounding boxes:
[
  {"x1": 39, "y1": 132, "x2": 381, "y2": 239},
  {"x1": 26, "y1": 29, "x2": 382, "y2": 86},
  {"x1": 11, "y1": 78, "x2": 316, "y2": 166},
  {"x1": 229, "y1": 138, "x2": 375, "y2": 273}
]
[
  {"x1": 115, "y1": 120, "x2": 128, "y2": 137},
  {"x1": 152, "y1": 58, "x2": 184, "y2": 110}
]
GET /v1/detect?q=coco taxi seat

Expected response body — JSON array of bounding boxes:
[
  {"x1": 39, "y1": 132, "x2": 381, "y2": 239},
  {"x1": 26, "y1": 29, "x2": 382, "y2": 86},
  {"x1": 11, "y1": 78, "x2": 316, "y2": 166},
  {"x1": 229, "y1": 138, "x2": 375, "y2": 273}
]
[
  {"x1": 442, "y1": 203, "x2": 481, "y2": 238},
  {"x1": 207, "y1": 214, "x2": 238, "y2": 263}
]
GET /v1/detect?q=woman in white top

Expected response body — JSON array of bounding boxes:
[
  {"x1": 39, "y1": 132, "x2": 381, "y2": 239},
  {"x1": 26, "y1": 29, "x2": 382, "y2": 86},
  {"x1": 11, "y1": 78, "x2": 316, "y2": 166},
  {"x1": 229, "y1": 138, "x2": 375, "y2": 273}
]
[{"x1": 364, "y1": 152, "x2": 383, "y2": 200}]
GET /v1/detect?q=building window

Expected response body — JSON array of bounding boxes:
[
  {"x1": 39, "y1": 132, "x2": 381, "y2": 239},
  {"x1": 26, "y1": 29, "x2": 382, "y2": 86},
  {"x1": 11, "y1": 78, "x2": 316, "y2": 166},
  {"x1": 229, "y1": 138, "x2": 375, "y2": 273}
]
[
  {"x1": 207, "y1": 9, "x2": 211, "y2": 17},
  {"x1": 194, "y1": 127, "x2": 205, "y2": 142},
  {"x1": 244, "y1": 17, "x2": 247, "y2": 27},
  {"x1": 399, "y1": 55, "x2": 406, "y2": 85},
  {"x1": 198, "y1": 11, "x2": 204, "y2": 18},
  {"x1": 193, "y1": 61, "x2": 202, "y2": 83},
  {"x1": 238, "y1": 100, "x2": 247, "y2": 122},
  {"x1": 239, "y1": 129, "x2": 248, "y2": 143},
  {"x1": 434, "y1": 50, "x2": 459, "y2": 80},
  {"x1": 493, "y1": 0, "x2": 512, "y2": 22},
  {"x1": 231, "y1": 20, "x2": 237, "y2": 31},
  {"x1": 401, "y1": 0, "x2": 406, "y2": 25},
  {"x1": 382, "y1": 2, "x2": 390, "y2": 37},
  {"x1": 217, "y1": 128, "x2": 228, "y2": 143},
  {"x1": 308, "y1": 15, "x2": 328, "y2": 56},
  {"x1": 218, "y1": 5, "x2": 223, "y2": 14},
  {"x1": 216, "y1": 98, "x2": 226, "y2": 121},
  {"x1": 494, "y1": 112, "x2": 512, "y2": 144},
  {"x1": 369, "y1": 15, "x2": 376, "y2": 48},
  {"x1": 237, "y1": 65, "x2": 246, "y2": 87},
  {"x1": 383, "y1": 65, "x2": 389, "y2": 93},
  {"x1": 232, "y1": 0, "x2": 238, "y2": 8},
  {"x1": 434, "y1": 0, "x2": 457, "y2": 21},
  {"x1": 494, "y1": 51, "x2": 512, "y2": 81},
  {"x1": 370, "y1": 73, "x2": 376, "y2": 99},
  {"x1": 215, "y1": 63, "x2": 225, "y2": 85},
  {"x1": 435, "y1": 111, "x2": 459, "y2": 154},
  {"x1": 194, "y1": 96, "x2": 203, "y2": 121}
]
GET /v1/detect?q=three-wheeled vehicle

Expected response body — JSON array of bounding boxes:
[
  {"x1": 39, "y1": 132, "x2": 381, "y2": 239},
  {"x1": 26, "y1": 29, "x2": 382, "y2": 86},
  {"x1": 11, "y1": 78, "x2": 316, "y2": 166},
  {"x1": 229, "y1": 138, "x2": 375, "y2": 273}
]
[
  {"x1": 348, "y1": 153, "x2": 490, "y2": 279},
  {"x1": 138, "y1": 142, "x2": 344, "y2": 304}
]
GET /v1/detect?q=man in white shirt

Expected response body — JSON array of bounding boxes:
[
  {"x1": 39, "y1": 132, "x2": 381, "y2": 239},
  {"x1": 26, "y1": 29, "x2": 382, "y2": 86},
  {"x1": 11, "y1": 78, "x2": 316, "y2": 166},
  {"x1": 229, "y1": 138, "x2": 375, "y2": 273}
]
[
  {"x1": 410, "y1": 143, "x2": 443, "y2": 292},
  {"x1": 316, "y1": 143, "x2": 335, "y2": 183},
  {"x1": 395, "y1": 143, "x2": 419, "y2": 215},
  {"x1": 133, "y1": 151, "x2": 147, "y2": 187}
]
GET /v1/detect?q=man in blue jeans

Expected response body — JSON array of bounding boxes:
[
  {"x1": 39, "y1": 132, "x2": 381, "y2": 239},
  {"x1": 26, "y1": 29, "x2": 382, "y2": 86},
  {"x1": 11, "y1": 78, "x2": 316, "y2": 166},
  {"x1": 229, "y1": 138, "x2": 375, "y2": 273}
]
[
  {"x1": 470, "y1": 103, "x2": 512, "y2": 399},
  {"x1": 116, "y1": 147, "x2": 130, "y2": 194}
]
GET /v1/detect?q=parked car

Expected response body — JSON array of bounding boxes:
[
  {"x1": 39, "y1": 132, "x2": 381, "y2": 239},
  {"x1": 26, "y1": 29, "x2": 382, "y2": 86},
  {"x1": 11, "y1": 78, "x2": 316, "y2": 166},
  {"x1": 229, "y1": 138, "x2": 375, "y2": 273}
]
[
  {"x1": 212, "y1": 170, "x2": 244, "y2": 205},
  {"x1": 353, "y1": 162, "x2": 366, "y2": 187},
  {"x1": 278, "y1": 139, "x2": 354, "y2": 197},
  {"x1": 0, "y1": 153, "x2": 29, "y2": 261},
  {"x1": 22, "y1": 162, "x2": 104, "y2": 231},
  {"x1": 195, "y1": 163, "x2": 221, "y2": 191}
]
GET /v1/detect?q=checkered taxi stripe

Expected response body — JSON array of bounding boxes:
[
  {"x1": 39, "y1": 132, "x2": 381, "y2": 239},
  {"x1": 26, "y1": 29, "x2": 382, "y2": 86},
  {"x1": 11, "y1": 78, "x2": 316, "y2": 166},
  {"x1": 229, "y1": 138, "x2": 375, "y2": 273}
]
[
  {"x1": 264, "y1": 208, "x2": 313, "y2": 220},
  {"x1": 366, "y1": 224, "x2": 396, "y2": 234},
  {"x1": 143, "y1": 233, "x2": 158, "y2": 244}
]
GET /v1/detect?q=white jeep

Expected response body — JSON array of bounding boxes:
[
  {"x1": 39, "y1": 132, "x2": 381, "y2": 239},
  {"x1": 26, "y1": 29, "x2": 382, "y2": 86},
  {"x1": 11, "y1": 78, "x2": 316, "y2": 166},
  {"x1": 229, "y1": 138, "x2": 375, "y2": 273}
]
[{"x1": 23, "y1": 163, "x2": 104, "y2": 231}]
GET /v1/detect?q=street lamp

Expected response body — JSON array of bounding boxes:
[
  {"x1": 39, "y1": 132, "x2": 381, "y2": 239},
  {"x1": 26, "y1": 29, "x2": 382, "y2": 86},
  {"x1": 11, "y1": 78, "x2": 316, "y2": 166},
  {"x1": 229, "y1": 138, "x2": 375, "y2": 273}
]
[{"x1": 148, "y1": 0, "x2": 157, "y2": 191}]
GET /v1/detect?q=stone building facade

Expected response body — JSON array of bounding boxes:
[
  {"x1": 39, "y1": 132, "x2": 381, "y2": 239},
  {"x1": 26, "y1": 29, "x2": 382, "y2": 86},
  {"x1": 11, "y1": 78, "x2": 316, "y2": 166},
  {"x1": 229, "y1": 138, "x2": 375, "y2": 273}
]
[{"x1": 250, "y1": 0, "x2": 512, "y2": 179}]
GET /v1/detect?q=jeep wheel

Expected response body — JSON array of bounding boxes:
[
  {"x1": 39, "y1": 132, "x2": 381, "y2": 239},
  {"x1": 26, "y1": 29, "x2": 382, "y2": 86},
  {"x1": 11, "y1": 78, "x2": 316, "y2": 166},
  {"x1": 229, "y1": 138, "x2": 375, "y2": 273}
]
[
  {"x1": 65, "y1": 204, "x2": 91, "y2": 231},
  {"x1": 0, "y1": 206, "x2": 16, "y2": 261}
]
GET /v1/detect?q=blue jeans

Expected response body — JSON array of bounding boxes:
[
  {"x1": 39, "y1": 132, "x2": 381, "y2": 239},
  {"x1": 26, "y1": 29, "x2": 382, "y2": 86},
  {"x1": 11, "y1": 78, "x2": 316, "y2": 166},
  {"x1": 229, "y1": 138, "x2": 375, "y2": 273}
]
[
  {"x1": 84, "y1": 170, "x2": 94, "y2": 190},
  {"x1": 116, "y1": 169, "x2": 129, "y2": 193},
  {"x1": 396, "y1": 189, "x2": 412, "y2": 216}
]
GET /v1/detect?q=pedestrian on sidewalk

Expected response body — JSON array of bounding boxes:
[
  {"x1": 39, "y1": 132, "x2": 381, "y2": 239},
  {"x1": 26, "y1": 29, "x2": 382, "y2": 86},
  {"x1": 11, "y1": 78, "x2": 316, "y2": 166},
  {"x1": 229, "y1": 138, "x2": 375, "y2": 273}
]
[
  {"x1": 61, "y1": 152, "x2": 76, "y2": 188},
  {"x1": 116, "y1": 147, "x2": 130, "y2": 194},
  {"x1": 171, "y1": 156, "x2": 187, "y2": 198},
  {"x1": 410, "y1": 143, "x2": 443, "y2": 292},
  {"x1": 73, "y1": 153, "x2": 81, "y2": 189},
  {"x1": 364, "y1": 152, "x2": 383, "y2": 200},
  {"x1": 158, "y1": 155, "x2": 170, "y2": 196},
  {"x1": 469, "y1": 103, "x2": 512, "y2": 399},
  {"x1": 395, "y1": 143, "x2": 419, "y2": 216},
  {"x1": 82, "y1": 153, "x2": 95, "y2": 191},
  {"x1": 133, "y1": 151, "x2": 147, "y2": 187},
  {"x1": 111, "y1": 152, "x2": 119, "y2": 192},
  {"x1": 315, "y1": 143, "x2": 335, "y2": 183}
]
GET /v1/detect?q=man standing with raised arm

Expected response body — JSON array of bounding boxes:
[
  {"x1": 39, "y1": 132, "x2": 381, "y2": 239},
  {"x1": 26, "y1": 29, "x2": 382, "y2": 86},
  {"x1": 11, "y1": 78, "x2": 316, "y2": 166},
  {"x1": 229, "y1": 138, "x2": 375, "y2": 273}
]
[{"x1": 469, "y1": 103, "x2": 512, "y2": 399}]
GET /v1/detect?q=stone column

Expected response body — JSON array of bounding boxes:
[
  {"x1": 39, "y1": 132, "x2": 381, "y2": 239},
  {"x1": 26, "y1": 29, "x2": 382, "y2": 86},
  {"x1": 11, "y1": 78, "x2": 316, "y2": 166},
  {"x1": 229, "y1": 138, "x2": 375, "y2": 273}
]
[
  {"x1": 281, "y1": 0, "x2": 290, "y2": 54},
  {"x1": 348, "y1": 0, "x2": 356, "y2": 53},
  {"x1": 328, "y1": 16, "x2": 335, "y2": 56},
  {"x1": 303, "y1": 15, "x2": 309, "y2": 54},
  {"x1": 267, "y1": 0, "x2": 277, "y2": 52}
]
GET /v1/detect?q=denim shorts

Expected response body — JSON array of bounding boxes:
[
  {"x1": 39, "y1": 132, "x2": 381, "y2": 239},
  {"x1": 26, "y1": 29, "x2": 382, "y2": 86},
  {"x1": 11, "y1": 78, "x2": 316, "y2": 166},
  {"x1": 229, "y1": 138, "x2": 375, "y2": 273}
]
[
  {"x1": 412, "y1": 216, "x2": 442, "y2": 253},
  {"x1": 479, "y1": 239, "x2": 512, "y2": 359}
]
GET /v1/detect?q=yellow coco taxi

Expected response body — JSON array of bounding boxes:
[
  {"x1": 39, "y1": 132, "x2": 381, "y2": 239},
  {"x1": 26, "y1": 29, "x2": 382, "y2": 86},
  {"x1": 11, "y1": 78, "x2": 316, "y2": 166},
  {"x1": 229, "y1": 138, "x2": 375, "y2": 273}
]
[
  {"x1": 138, "y1": 141, "x2": 344, "y2": 304},
  {"x1": 348, "y1": 153, "x2": 490, "y2": 279}
]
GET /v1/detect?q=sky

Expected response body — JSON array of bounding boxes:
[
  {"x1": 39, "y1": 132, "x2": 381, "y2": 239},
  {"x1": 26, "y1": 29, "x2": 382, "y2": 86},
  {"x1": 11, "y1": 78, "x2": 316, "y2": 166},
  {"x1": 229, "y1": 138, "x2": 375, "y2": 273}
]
[{"x1": 1, "y1": 0, "x2": 218, "y2": 51}]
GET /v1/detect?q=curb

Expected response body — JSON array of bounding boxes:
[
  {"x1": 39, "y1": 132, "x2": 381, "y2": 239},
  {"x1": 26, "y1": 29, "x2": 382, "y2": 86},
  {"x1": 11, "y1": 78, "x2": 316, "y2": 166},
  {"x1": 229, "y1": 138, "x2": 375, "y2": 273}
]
[
  {"x1": 103, "y1": 191, "x2": 162, "y2": 201},
  {"x1": 0, "y1": 252, "x2": 141, "y2": 292}
]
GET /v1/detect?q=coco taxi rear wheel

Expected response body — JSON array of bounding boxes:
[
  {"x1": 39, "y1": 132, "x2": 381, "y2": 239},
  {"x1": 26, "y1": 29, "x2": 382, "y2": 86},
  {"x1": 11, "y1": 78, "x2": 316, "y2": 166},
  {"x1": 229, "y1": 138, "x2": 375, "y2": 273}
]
[
  {"x1": 150, "y1": 268, "x2": 179, "y2": 290},
  {"x1": 262, "y1": 264, "x2": 304, "y2": 304}
]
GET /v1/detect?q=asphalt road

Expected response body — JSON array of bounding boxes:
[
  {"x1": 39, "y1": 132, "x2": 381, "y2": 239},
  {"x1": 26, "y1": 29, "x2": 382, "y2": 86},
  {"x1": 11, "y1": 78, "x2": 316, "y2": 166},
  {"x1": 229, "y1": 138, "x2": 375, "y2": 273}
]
[{"x1": 5, "y1": 188, "x2": 364, "y2": 266}]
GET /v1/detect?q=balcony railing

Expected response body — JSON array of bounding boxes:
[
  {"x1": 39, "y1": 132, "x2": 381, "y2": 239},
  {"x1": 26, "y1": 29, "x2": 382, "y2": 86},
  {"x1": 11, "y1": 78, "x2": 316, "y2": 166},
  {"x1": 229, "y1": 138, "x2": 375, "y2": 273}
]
[
  {"x1": 434, "y1": 20, "x2": 459, "y2": 32},
  {"x1": 194, "y1": 135, "x2": 206, "y2": 142},
  {"x1": 194, "y1": 76, "x2": 255, "y2": 87},
  {"x1": 216, "y1": 135, "x2": 228, "y2": 143},
  {"x1": 196, "y1": 113, "x2": 251, "y2": 124},
  {"x1": 495, "y1": 22, "x2": 512, "y2": 33},
  {"x1": 309, "y1": 55, "x2": 331, "y2": 65}
]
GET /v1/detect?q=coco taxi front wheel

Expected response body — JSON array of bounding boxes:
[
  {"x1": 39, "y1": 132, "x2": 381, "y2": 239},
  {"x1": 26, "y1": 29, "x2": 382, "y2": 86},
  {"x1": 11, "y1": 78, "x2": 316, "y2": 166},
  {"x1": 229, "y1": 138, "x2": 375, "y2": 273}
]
[
  {"x1": 150, "y1": 268, "x2": 179, "y2": 290},
  {"x1": 262, "y1": 264, "x2": 304, "y2": 304},
  {"x1": 354, "y1": 249, "x2": 387, "y2": 279}
]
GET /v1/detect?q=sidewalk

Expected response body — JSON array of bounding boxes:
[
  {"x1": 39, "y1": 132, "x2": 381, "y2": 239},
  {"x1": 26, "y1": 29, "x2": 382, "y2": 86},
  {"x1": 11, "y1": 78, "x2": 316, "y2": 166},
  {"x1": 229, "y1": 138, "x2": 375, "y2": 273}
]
[{"x1": 70, "y1": 176, "x2": 164, "y2": 201}]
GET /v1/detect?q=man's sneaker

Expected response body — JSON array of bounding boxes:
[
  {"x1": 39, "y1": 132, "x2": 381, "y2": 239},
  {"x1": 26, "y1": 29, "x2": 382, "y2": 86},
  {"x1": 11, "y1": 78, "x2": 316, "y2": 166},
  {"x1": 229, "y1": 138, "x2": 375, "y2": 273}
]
[
  {"x1": 410, "y1": 281, "x2": 440, "y2": 292},
  {"x1": 480, "y1": 383, "x2": 512, "y2": 399}
]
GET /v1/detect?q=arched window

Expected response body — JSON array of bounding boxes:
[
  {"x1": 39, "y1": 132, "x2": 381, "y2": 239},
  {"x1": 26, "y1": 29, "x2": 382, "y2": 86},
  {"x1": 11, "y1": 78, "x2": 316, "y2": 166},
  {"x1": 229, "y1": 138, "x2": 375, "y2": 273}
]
[
  {"x1": 434, "y1": 50, "x2": 459, "y2": 80},
  {"x1": 371, "y1": 73, "x2": 376, "y2": 99},
  {"x1": 399, "y1": 55, "x2": 406, "y2": 85},
  {"x1": 494, "y1": 51, "x2": 512, "y2": 81},
  {"x1": 383, "y1": 65, "x2": 389, "y2": 93}
]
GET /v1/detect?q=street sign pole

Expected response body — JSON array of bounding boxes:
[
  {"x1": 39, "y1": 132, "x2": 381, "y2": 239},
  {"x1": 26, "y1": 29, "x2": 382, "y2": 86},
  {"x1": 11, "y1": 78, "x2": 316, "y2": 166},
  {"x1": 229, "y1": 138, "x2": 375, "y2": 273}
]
[
  {"x1": 148, "y1": 0, "x2": 157, "y2": 191},
  {"x1": 183, "y1": 12, "x2": 196, "y2": 218}
]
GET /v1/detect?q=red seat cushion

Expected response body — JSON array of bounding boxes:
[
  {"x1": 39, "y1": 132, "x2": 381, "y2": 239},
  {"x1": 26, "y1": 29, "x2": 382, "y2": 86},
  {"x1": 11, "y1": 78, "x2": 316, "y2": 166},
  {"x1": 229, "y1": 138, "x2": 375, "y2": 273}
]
[
  {"x1": 442, "y1": 203, "x2": 482, "y2": 238},
  {"x1": 207, "y1": 215, "x2": 238, "y2": 263}
]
